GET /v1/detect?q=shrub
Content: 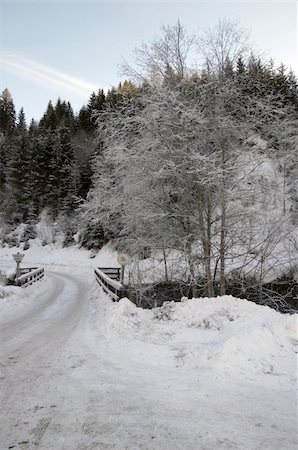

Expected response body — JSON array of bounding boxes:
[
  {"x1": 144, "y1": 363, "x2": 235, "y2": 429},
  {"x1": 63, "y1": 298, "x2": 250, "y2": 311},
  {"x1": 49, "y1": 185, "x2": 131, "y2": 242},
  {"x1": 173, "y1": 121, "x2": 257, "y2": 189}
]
[
  {"x1": 23, "y1": 240, "x2": 30, "y2": 250},
  {"x1": 22, "y1": 223, "x2": 37, "y2": 241}
]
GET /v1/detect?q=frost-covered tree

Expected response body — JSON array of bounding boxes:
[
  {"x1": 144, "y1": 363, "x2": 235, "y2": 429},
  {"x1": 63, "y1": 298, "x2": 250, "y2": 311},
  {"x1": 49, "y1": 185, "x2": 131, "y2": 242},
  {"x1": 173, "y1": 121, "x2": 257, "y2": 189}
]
[
  {"x1": 86, "y1": 20, "x2": 297, "y2": 300},
  {"x1": 122, "y1": 20, "x2": 195, "y2": 84},
  {"x1": 198, "y1": 19, "x2": 251, "y2": 78}
]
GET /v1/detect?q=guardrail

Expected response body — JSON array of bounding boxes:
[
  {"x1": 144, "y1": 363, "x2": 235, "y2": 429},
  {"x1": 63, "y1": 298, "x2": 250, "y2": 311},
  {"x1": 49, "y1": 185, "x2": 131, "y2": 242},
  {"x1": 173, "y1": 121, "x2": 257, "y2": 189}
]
[
  {"x1": 16, "y1": 267, "x2": 45, "y2": 288},
  {"x1": 98, "y1": 267, "x2": 121, "y2": 280},
  {"x1": 94, "y1": 267, "x2": 123, "y2": 301}
]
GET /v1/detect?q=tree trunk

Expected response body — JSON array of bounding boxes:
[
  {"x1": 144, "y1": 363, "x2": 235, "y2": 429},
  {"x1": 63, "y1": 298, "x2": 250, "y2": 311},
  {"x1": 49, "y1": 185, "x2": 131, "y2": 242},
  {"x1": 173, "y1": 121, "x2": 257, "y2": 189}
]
[
  {"x1": 219, "y1": 200, "x2": 226, "y2": 296},
  {"x1": 219, "y1": 141, "x2": 227, "y2": 297},
  {"x1": 259, "y1": 255, "x2": 264, "y2": 304},
  {"x1": 283, "y1": 161, "x2": 286, "y2": 215},
  {"x1": 162, "y1": 243, "x2": 169, "y2": 282},
  {"x1": 185, "y1": 238, "x2": 198, "y2": 298},
  {"x1": 197, "y1": 200, "x2": 214, "y2": 297},
  {"x1": 205, "y1": 200, "x2": 214, "y2": 297}
]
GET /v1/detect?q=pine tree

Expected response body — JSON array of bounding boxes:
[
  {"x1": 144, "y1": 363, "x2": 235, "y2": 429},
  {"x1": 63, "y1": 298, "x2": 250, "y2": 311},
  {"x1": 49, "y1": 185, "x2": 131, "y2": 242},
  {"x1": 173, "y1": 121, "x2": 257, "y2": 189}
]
[
  {"x1": 286, "y1": 70, "x2": 298, "y2": 110},
  {"x1": 0, "y1": 88, "x2": 16, "y2": 137},
  {"x1": 57, "y1": 126, "x2": 76, "y2": 205},
  {"x1": 5, "y1": 108, "x2": 31, "y2": 222},
  {"x1": 77, "y1": 106, "x2": 90, "y2": 131},
  {"x1": 236, "y1": 56, "x2": 246, "y2": 75},
  {"x1": 106, "y1": 87, "x2": 121, "y2": 108},
  {"x1": 29, "y1": 132, "x2": 48, "y2": 214},
  {"x1": 84, "y1": 90, "x2": 106, "y2": 131},
  {"x1": 29, "y1": 118, "x2": 38, "y2": 137},
  {"x1": 0, "y1": 139, "x2": 8, "y2": 200},
  {"x1": 16, "y1": 108, "x2": 27, "y2": 135},
  {"x1": 54, "y1": 98, "x2": 76, "y2": 130},
  {"x1": 39, "y1": 100, "x2": 57, "y2": 129}
]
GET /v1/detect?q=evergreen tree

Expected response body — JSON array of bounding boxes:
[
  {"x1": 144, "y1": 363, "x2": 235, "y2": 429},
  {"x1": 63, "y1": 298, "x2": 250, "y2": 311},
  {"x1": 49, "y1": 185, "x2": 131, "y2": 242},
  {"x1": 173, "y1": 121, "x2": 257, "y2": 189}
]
[
  {"x1": 16, "y1": 108, "x2": 27, "y2": 135},
  {"x1": 5, "y1": 108, "x2": 31, "y2": 222},
  {"x1": 54, "y1": 98, "x2": 76, "y2": 130},
  {"x1": 0, "y1": 88, "x2": 16, "y2": 137},
  {"x1": 77, "y1": 106, "x2": 90, "y2": 130},
  {"x1": 0, "y1": 139, "x2": 9, "y2": 202},
  {"x1": 39, "y1": 100, "x2": 57, "y2": 129},
  {"x1": 29, "y1": 132, "x2": 49, "y2": 215},
  {"x1": 106, "y1": 87, "x2": 121, "y2": 108},
  {"x1": 57, "y1": 126, "x2": 76, "y2": 209},
  {"x1": 236, "y1": 56, "x2": 246, "y2": 75},
  {"x1": 80, "y1": 89, "x2": 107, "y2": 131},
  {"x1": 29, "y1": 118, "x2": 38, "y2": 137},
  {"x1": 88, "y1": 89, "x2": 105, "y2": 113}
]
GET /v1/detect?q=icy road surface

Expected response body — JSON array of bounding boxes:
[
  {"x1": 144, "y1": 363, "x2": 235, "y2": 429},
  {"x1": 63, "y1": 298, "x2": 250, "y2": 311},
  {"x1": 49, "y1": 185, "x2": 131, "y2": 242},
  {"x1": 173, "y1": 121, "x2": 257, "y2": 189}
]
[{"x1": 0, "y1": 272, "x2": 296, "y2": 450}]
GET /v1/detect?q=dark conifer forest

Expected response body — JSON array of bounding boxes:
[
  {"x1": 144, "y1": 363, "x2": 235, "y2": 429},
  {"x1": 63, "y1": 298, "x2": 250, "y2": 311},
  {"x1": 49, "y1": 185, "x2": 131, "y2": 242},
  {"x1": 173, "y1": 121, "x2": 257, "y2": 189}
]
[{"x1": 0, "y1": 83, "x2": 131, "y2": 246}]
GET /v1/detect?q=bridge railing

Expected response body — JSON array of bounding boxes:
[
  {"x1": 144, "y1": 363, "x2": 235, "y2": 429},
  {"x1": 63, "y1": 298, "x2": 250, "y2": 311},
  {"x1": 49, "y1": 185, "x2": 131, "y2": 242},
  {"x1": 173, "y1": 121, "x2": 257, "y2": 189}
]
[
  {"x1": 97, "y1": 267, "x2": 121, "y2": 280},
  {"x1": 94, "y1": 267, "x2": 123, "y2": 301},
  {"x1": 16, "y1": 267, "x2": 45, "y2": 288}
]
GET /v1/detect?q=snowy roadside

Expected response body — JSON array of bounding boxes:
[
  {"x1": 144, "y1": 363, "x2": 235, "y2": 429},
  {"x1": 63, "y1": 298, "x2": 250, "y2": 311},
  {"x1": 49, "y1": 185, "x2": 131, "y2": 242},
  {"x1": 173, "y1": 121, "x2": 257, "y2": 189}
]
[
  {"x1": 91, "y1": 286, "x2": 297, "y2": 389},
  {"x1": 0, "y1": 257, "x2": 296, "y2": 449},
  {"x1": 0, "y1": 240, "x2": 119, "y2": 276},
  {"x1": 86, "y1": 286, "x2": 297, "y2": 449},
  {"x1": 1, "y1": 236, "x2": 296, "y2": 390},
  {"x1": 0, "y1": 242, "x2": 118, "y2": 327},
  {"x1": 0, "y1": 277, "x2": 49, "y2": 324}
]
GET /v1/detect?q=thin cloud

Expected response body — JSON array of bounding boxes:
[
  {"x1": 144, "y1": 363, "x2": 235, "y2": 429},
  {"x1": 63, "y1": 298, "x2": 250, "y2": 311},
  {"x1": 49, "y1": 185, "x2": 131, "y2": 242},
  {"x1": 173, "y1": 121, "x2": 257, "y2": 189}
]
[{"x1": 0, "y1": 55, "x2": 100, "y2": 97}]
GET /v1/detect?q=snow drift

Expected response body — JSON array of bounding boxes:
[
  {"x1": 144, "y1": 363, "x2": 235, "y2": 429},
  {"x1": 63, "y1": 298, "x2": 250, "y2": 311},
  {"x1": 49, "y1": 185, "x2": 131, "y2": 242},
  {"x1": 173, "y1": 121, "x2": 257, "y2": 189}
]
[{"x1": 94, "y1": 290, "x2": 297, "y2": 387}]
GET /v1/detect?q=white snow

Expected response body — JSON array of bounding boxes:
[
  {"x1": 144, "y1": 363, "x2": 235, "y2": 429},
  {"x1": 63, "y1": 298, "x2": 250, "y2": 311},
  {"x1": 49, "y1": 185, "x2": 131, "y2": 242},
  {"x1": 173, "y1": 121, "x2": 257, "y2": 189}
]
[
  {"x1": 0, "y1": 244, "x2": 297, "y2": 449},
  {"x1": 0, "y1": 277, "x2": 49, "y2": 323},
  {"x1": 0, "y1": 239, "x2": 119, "y2": 275},
  {"x1": 93, "y1": 292, "x2": 297, "y2": 388}
]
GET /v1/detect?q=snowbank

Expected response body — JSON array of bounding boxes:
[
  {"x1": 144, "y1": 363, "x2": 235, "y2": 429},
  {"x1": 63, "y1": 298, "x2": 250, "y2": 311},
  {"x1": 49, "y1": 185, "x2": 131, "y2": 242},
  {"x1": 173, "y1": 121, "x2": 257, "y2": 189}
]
[
  {"x1": 0, "y1": 277, "x2": 49, "y2": 324},
  {"x1": 163, "y1": 296, "x2": 297, "y2": 382},
  {"x1": 94, "y1": 291, "x2": 297, "y2": 387}
]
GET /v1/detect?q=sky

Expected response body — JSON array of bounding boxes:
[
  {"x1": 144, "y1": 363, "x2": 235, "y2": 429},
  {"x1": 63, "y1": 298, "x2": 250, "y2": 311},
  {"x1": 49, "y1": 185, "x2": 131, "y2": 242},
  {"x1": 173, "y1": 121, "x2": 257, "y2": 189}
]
[{"x1": 0, "y1": 0, "x2": 297, "y2": 122}]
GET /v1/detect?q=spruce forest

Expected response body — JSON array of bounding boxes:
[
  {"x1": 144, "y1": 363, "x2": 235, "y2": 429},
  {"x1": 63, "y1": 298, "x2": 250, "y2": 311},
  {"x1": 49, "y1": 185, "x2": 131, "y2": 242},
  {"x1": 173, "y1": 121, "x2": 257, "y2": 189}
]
[{"x1": 1, "y1": 22, "x2": 297, "y2": 310}]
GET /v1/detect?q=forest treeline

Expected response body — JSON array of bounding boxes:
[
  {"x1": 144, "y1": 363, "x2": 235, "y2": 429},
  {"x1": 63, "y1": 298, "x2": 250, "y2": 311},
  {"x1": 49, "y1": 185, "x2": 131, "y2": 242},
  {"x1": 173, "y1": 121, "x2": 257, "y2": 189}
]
[
  {"x1": 0, "y1": 21, "x2": 297, "y2": 306},
  {"x1": 0, "y1": 81, "x2": 133, "y2": 235}
]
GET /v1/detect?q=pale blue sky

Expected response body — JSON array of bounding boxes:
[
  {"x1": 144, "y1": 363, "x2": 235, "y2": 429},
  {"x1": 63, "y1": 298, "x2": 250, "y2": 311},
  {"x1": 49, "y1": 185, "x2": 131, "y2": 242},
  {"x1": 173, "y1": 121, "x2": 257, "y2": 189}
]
[{"x1": 0, "y1": 1, "x2": 297, "y2": 122}]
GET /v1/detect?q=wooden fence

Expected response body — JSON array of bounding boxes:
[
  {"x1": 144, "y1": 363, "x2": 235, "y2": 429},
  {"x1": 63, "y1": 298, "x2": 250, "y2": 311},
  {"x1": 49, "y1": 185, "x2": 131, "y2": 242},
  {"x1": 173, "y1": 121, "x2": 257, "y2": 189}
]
[
  {"x1": 16, "y1": 267, "x2": 45, "y2": 288},
  {"x1": 94, "y1": 267, "x2": 123, "y2": 301}
]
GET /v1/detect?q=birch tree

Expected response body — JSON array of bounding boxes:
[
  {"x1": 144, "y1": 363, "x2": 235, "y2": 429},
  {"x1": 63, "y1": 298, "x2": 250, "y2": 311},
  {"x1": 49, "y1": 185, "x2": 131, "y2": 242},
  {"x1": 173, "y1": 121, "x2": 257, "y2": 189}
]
[{"x1": 198, "y1": 19, "x2": 251, "y2": 78}]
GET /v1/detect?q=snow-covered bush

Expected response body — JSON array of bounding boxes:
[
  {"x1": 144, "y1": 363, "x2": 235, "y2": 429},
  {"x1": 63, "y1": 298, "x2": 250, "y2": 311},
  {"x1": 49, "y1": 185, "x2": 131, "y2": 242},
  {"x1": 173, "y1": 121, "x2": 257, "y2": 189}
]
[
  {"x1": 3, "y1": 233, "x2": 19, "y2": 248},
  {"x1": 23, "y1": 240, "x2": 30, "y2": 251},
  {"x1": 78, "y1": 221, "x2": 108, "y2": 251},
  {"x1": 62, "y1": 230, "x2": 75, "y2": 247},
  {"x1": 21, "y1": 223, "x2": 37, "y2": 242}
]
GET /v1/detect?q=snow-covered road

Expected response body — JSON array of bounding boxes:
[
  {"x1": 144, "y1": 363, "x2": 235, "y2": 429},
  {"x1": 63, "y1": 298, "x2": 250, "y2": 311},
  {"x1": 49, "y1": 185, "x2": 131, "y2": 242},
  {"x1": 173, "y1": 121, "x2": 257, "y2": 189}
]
[
  {"x1": 0, "y1": 272, "x2": 93, "y2": 449},
  {"x1": 0, "y1": 271, "x2": 296, "y2": 450}
]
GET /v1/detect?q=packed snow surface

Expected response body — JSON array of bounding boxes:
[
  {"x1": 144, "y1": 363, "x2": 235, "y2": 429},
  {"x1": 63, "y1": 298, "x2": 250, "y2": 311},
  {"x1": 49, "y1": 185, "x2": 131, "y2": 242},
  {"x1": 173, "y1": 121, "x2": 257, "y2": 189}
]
[{"x1": 0, "y1": 244, "x2": 297, "y2": 449}]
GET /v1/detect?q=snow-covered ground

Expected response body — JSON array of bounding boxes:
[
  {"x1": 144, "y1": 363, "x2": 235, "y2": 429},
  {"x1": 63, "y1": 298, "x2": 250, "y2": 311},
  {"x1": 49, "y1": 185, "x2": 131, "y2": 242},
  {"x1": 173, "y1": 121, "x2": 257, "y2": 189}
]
[
  {"x1": 0, "y1": 244, "x2": 297, "y2": 449},
  {"x1": 0, "y1": 240, "x2": 120, "y2": 276}
]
